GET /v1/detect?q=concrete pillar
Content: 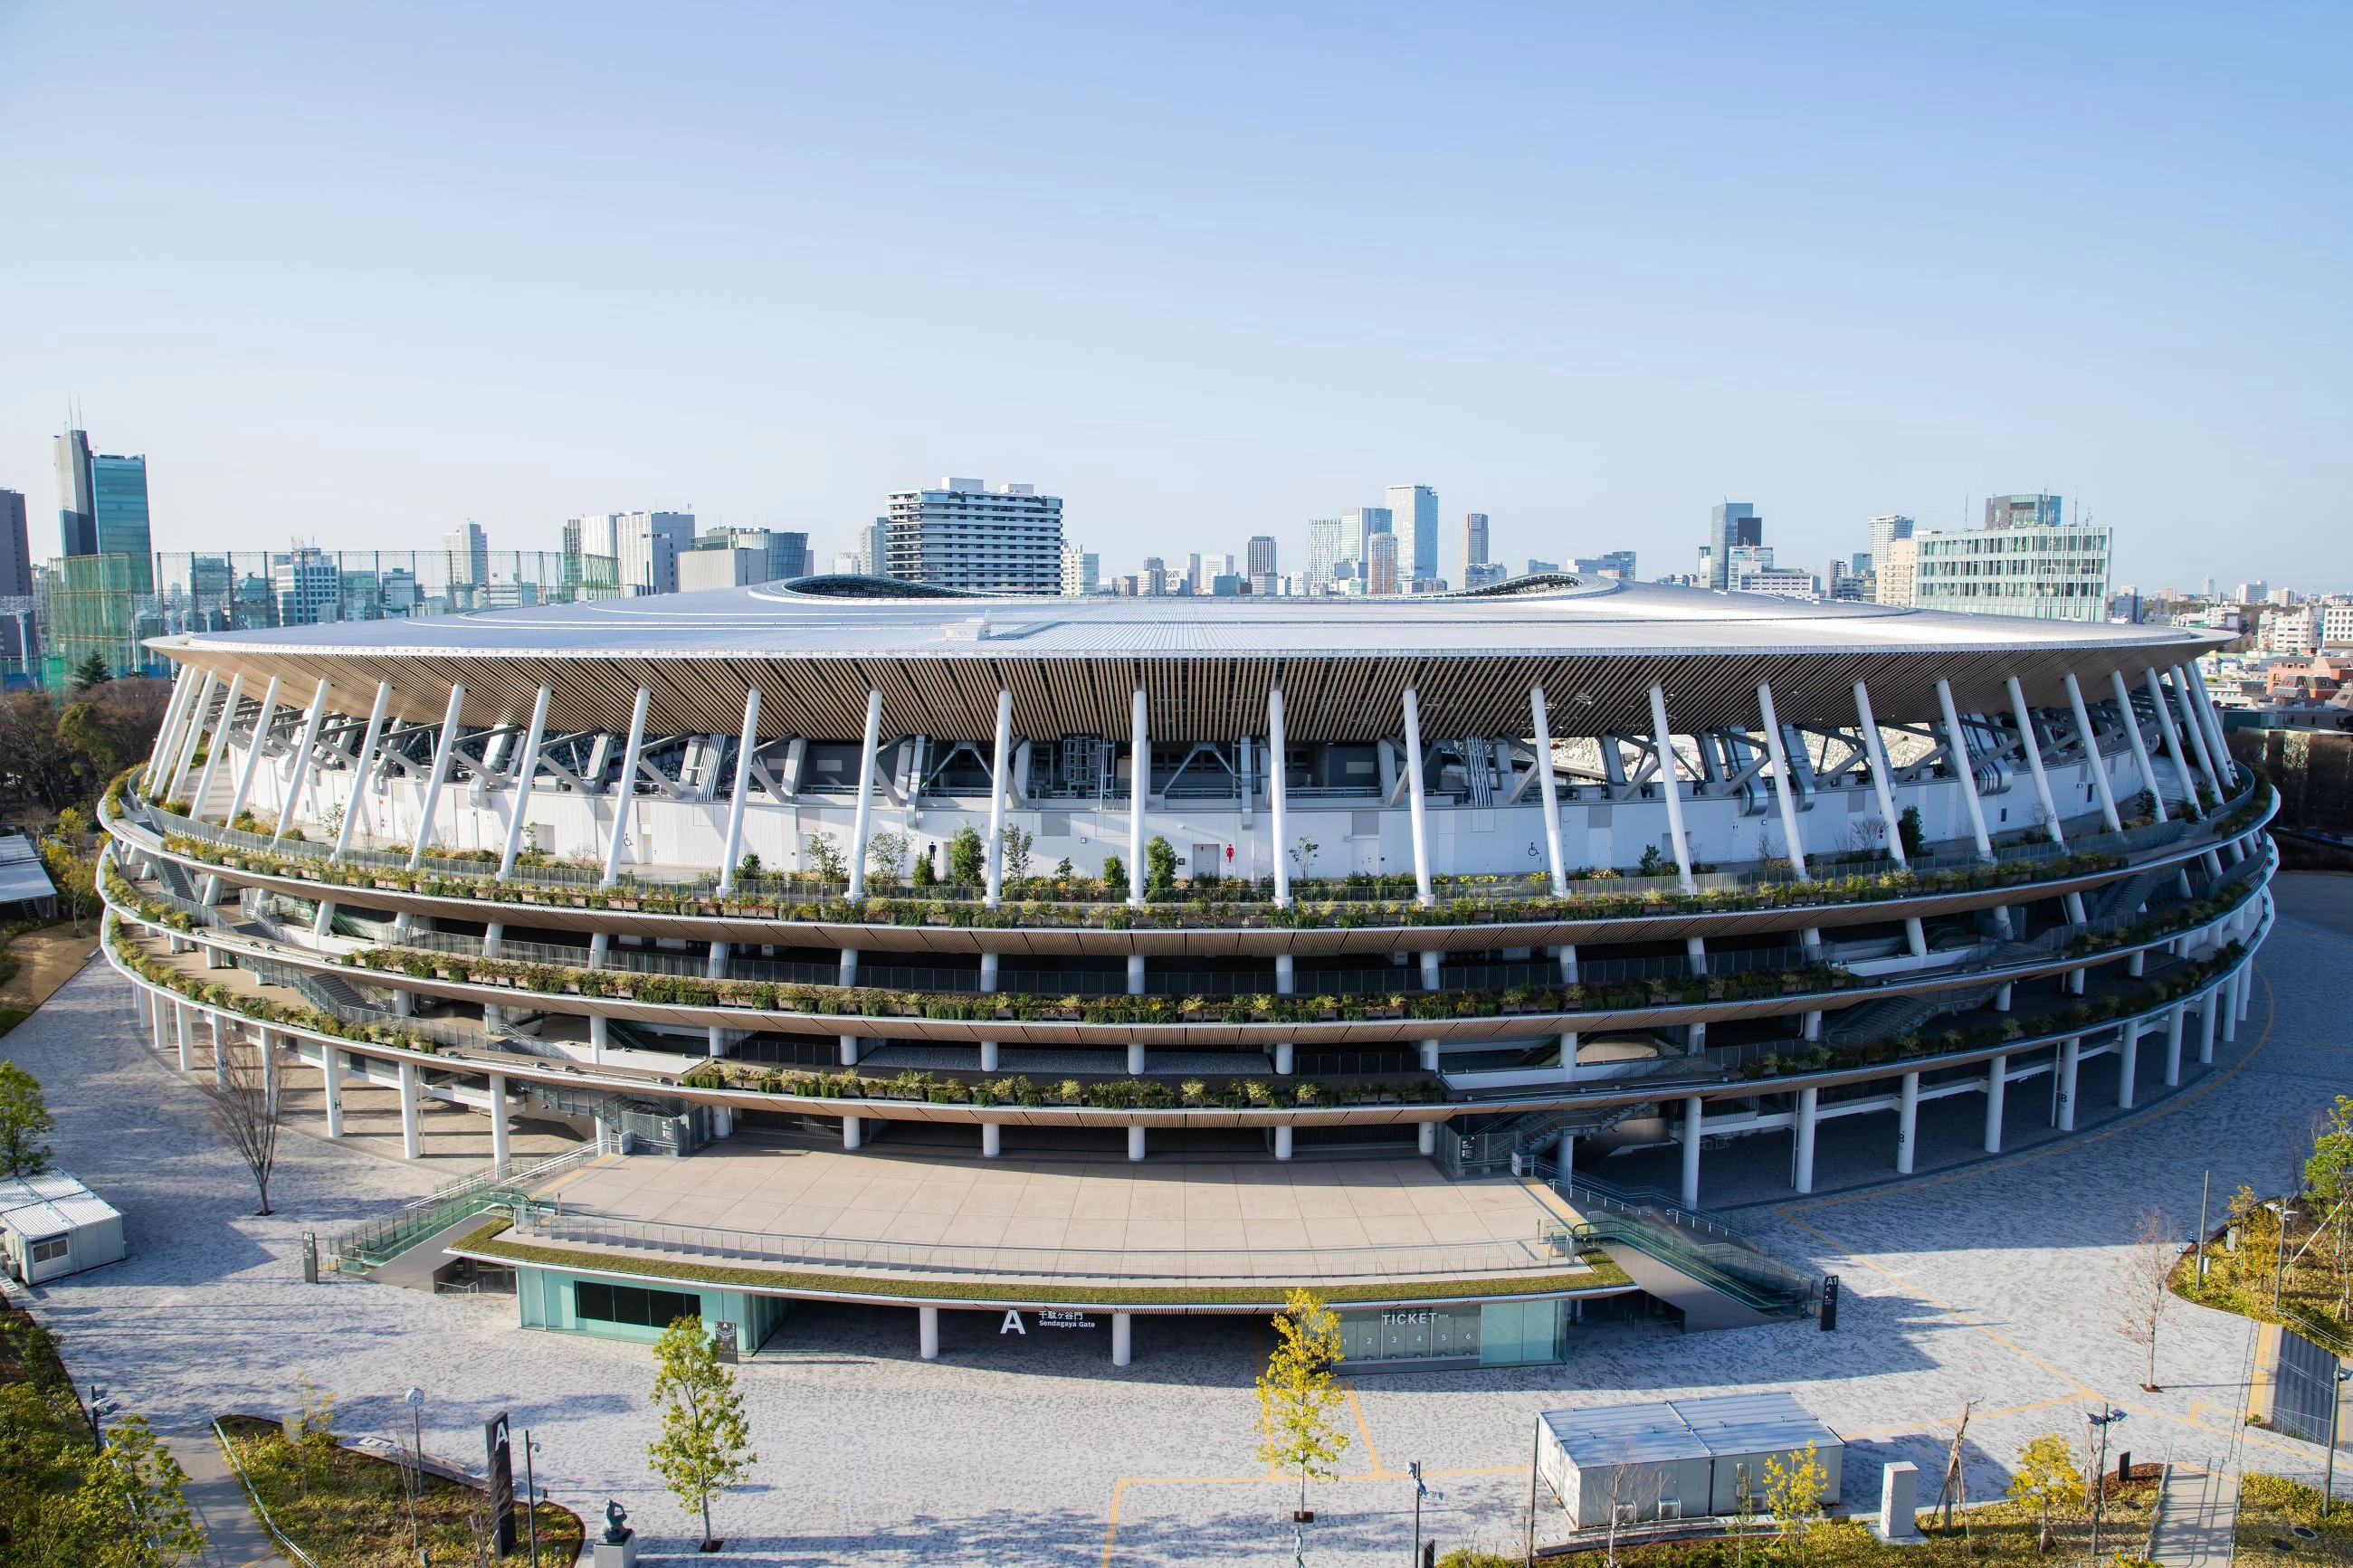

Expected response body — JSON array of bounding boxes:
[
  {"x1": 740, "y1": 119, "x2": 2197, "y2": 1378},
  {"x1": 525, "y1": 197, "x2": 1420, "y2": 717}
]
[
  {"x1": 1274, "y1": 954, "x2": 1294, "y2": 994},
  {"x1": 707, "y1": 1027, "x2": 727, "y2": 1059},
  {"x1": 979, "y1": 952, "x2": 999, "y2": 993},
  {"x1": 393, "y1": 988, "x2": 414, "y2": 1018},
  {"x1": 1111, "y1": 1312, "x2": 1133, "y2": 1367},
  {"x1": 1995, "y1": 984, "x2": 2013, "y2": 1012},
  {"x1": 843, "y1": 1115, "x2": 862, "y2": 1150},
  {"x1": 260, "y1": 1029, "x2": 279, "y2": 1107},
  {"x1": 1793, "y1": 1088, "x2": 1818, "y2": 1194},
  {"x1": 2056, "y1": 1037, "x2": 2080, "y2": 1132},
  {"x1": 1757, "y1": 683, "x2": 1812, "y2": 880},
  {"x1": 212, "y1": 1013, "x2": 228, "y2": 1087},
  {"x1": 1420, "y1": 949, "x2": 1440, "y2": 990},
  {"x1": 1556, "y1": 1130, "x2": 1575, "y2": 1183},
  {"x1": 189, "y1": 671, "x2": 243, "y2": 822},
  {"x1": 1558, "y1": 944, "x2": 1579, "y2": 984},
  {"x1": 1417, "y1": 1122, "x2": 1437, "y2": 1156},
  {"x1": 1688, "y1": 1021, "x2": 1708, "y2": 1054},
  {"x1": 2006, "y1": 675, "x2": 2066, "y2": 847},
  {"x1": 1896, "y1": 1072, "x2": 1920, "y2": 1174},
  {"x1": 1127, "y1": 1126, "x2": 1146, "y2": 1162},
  {"x1": 2222, "y1": 971, "x2": 2241, "y2": 1042},
  {"x1": 1685, "y1": 936, "x2": 1708, "y2": 976},
  {"x1": 982, "y1": 687, "x2": 1012, "y2": 908},
  {"x1": 1803, "y1": 1012, "x2": 1822, "y2": 1043},
  {"x1": 1937, "y1": 678, "x2": 1996, "y2": 865},
  {"x1": 2117, "y1": 1024, "x2": 2139, "y2": 1109},
  {"x1": 979, "y1": 1041, "x2": 999, "y2": 1072},
  {"x1": 175, "y1": 1002, "x2": 192, "y2": 1070},
  {"x1": 150, "y1": 993, "x2": 167, "y2": 1055},
  {"x1": 840, "y1": 1036, "x2": 860, "y2": 1067},
  {"x1": 2064, "y1": 671, "x2": 2124, "y2": 833},
  {"x1": 497, "y1": 685, "x2": 554, "y2": 878},
  {"x1": 406, "y1": 680, "x2": 467, "y2": 868},
  {"x1": 1127, "y1": 686, "x2": 1149, "y2": 908},
  {"x1": 1984, "y1": 1055, "x2": 2007, "y2": 1153},
  {"x1": 839, "y1": 947, "x2": 860, "y2": 986},
  {"x1": 845, "y1": 688, "x2": 884, "y2": 900},
  {"x1": 321, "y1": 1047, "x2": 342, "y2": 1137},
  {"x1": 1401, "y1": 687, "x2": 1434, "y2": 907},
  {"x1": 1274, "y1": 1125, "x2": 1293, "y2": 1161},
  {"x1": 489, "y1": 1072, "x2": 510, "y2": 1169},
  {"x1": 1419, "y1": 1040, "x2": 1440, "y2": 1072},
  {"x1": 1855, "y1": 680, "x2": 1910, "y2": 870},
  {"x1": 919, "y1": 1306, "x2": 940, "y2": 1361},
  {"x1": 1272, "y1": 1042, "x2": 1294, "y2": 1075},
  {"x1": 1681, "y1": 1095, "x2": 1704, "y2": 1208},
  {"x1": 2129, "y1": 949, "x2": 2146, "y2": 977},
  {"x1": 1648, "y1": 684, "x2": 1699, "y2": 893},
  {"x1": 1530, "y1": 686, "x2": 1567, "y2": 895},
  {"x1": 398, "y1": 1059, "x2": 423, "y2": 1158},
  {"x1": 1126, "y1": 1042, "x2": 1146, "y2": 1076},
  {"x1": 1268, "y1": 687, "x2": 1292, "y2": 906},
  {"x1": 1560, "y1": 1032, "x2": 1580, "y2": 1082},
  {"x1": 590, "y1": 1014, "x2": 608, "y2": 1061},
  {"x1": 2110, "y1": 670, "x2": 2164, "y2": 815},
  {"x1": 2165, "y1": 1003, "x2": 2185, "y2": 1086},
  {"x1": 982, "y1": 1123, "x2": 1001, "y2": 1158},
  {"x1": 2198, "y1": 990, "x2": 2217, "y2": 1064},
  {"x1": 1127, "y1": 954, "x2": 1145, "y2": 995}
]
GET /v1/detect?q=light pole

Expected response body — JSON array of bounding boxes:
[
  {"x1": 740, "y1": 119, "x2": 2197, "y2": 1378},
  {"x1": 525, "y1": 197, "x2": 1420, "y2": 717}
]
[
  {"x1": 404, "y1": 1386, "x2": 425, "y2": 1563},
  {"x1": 522, "y1": 1428, "x2": 543, "y2": 1567},
  {"x1": 86, "y1": 1383, "x2": 119, "y2": 1450},
  {"x1": 2270, "y1": 1202, "x2": 2299, "y2": 1309},
  {"x1": 2086, "y1": 1405, "x2": 2128, "y2": 1563},
  {"x1": 1409, "y1": 1460, "x2": 1444, "y2": 1566},
  {"x1": 2327, "y1": 1368, "x2": 2352, "y2": 1516}
]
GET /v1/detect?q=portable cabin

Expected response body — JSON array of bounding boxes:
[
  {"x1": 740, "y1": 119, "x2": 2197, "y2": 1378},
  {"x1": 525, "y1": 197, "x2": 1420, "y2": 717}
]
[
  {"x1": 0, "y1": 1171, "x2": 127, "y2": 1284},
  {"x1": 1538, "y1": 1392, "x2": 1843, "y2": 1529}
]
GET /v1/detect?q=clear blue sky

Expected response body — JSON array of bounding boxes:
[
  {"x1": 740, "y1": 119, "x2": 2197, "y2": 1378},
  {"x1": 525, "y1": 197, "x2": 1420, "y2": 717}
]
[{"x1": 2, "y1": 2, "x2": 2345, "y2": 592}]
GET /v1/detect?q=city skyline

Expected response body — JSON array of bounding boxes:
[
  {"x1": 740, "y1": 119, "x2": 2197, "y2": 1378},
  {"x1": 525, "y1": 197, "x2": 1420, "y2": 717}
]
[{"x1": 1, "y1": 6, "x2": 2345, "y2": 590}]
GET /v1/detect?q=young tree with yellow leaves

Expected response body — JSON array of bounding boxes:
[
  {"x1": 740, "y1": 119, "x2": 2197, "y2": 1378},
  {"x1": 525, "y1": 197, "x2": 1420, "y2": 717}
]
[{"x1": 1253, "y1": 1288, "x2": 1350, "y2": 1519}]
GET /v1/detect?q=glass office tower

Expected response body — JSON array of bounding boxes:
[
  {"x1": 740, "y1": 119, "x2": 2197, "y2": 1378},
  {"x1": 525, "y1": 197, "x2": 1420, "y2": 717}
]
[{"x1": 90, "y1": 454, "x2": 153, "y2": 591}]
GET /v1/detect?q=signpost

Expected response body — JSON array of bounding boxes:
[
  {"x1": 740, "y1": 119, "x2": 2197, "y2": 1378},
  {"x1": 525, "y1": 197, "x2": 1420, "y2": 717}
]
[{"x1": 485, "y1": 1410, "x2": 516, "y2": 1555}]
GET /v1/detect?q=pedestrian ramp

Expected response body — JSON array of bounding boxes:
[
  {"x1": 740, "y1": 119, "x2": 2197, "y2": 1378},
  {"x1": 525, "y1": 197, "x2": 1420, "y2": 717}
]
[{"x1": 2148, "y1": 1462, "x2": 2237, "y2": 1568}]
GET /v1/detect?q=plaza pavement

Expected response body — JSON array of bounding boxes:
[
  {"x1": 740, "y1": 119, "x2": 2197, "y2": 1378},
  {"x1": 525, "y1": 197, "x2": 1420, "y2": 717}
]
[{"x1": 1, "y1": 881, "x2": 2346, "y2": 1565}]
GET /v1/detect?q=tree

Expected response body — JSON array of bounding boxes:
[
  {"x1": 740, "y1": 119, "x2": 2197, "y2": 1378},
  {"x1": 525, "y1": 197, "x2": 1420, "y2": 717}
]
[
  {"x1": 2007, "y1": 1431, "x2": 2083, "y2": 1553},
  {"x1": 647, "y1": 1315, "x2": 756, "y2": 1550},
  {"x1": 864, "y1": 829, "x2": 910, "y2": 886},
  {"x1": 198, "y1": 1031, "x2": 283, "y2": 1214},
  {"x1": 71, "y1": 1415, "x2": 203, "y2": 1568},
  {"x1": 1290, "y1": 835, "x2": 1319, "y2": 882},
  {"x1": 1898, "y1": 805, "x2": 1926, "y2": 860},
  {"x1": 946, "y1": 824, "x2": 985, "y2": 886},
  {"x1": 803, "y1": 831, "x2": 845, "y2": 884},
  {"x1": 999, "y1": 825, "x2": 1034, "y2": 884},
  {"x1": 1145, "y1": 834, "x2": 1177, "y2": 896},
  {"x1": 1763, "y1": 1440, "x2": 1829, "y2": 1566},
  {"x1": 2303, "y1": 1096, "x2": 2353, "y2": 1320},
  {"x1": 68, "y1": 655, "x2": 111, "y2": 694},
  {"x1": 2111, "y1": 1206, "x2": 2177, "y2": 1390},
  {"x1": 0, "y1": 1061, "x2": 55, "y2": 1178},
  {"x1": 1101, "y1": 853, "x2": 1128, "y2": 898},
  {"x1": 1253, "y1": 1288, "x2": 1349, "y2": 1518},
  {"x1": 286, "y1": 1375, "x2": 338, "y2": 1497},
  {"x1": 911, "y1": 842, "x2": 937, "y2": 887}
]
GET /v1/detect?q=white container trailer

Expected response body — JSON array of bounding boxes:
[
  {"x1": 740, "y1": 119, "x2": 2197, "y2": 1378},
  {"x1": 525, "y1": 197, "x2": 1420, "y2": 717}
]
[
  {"x1": 0, "y1": 1171, "x2": 127, "y2": 1285},
  {"x1": 1538, "y1": 1392, "x2": 1843, "y2": 1529}
]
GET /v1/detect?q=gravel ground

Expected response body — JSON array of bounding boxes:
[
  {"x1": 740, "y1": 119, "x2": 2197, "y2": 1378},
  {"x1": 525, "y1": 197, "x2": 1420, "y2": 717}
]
[{"x1": 3, "y1": 895, "x2": 2345, "y2": 1566}]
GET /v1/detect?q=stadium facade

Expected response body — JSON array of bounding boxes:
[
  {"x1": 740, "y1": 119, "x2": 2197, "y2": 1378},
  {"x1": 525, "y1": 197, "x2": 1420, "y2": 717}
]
[{"x1": 97, "y1": 575, "x2": 2273, "y2": 1366}]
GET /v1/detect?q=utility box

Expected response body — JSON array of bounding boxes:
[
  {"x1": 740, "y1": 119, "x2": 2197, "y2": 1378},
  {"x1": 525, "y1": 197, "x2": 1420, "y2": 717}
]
[
  {"x1": 1538, "y1": 1392, "x2": 1843, "y2": 1530},
  {"x1": 0, "y1": 1171, "x2": 127, "y2": 1284}
]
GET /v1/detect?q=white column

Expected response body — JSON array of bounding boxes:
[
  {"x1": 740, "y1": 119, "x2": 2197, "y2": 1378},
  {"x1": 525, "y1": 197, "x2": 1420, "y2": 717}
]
[
  {"x1": 1648, "y1": 685, "x2": 1698, "y2": 893},
  {"x1": 188, "y1": 672, "x2": 245, "y2": 822},
  {"x1": 1530, "y1": 687, "x2": 1567, "y2": 896},
  {"x1": 1274, "y1": 1125, "x2": 1293, "y2": 1161},
  {"x1": 2062, "y1": 672, "x2": 2124, "y2": 834},
  {"x1": 2110, "y1": 670, "x2": 2164, "y2": 816},
  {"x1": 1401, "y1": 687, "x2": 1434, "y2": 907},
  {"x1": 1268, "y1": 687, "x2": 1292, "y2": 906},
  {"x1": 212, "y1": 1013, "x2": 228, "y2": 1086},
  {"x1": 1681, "y1": 1095, "x2": 1704, "y2": 1208},
  {"x1": 327, "y1": 680, "x2": 395, "y2": 865},
  {"x1": 1127, "y1": 954, "x2": 1145, "y2": 994},
  {"x1": 599, "y1": 686, "x2": 653, "y2": 885},
  {"x1": 919, "y1": 1306, "x2": 940, "y2": 1361},
  {"x1": 1853, "y1": 681, "x2": 1908, "y2": 866},
  {"x1": 2055, "y1": 1037, "x2": 2080, "y2": 1132},
  {"x1": 979, "y1": 1040, "x2": 999, "y2": 1071},
  {"x1": 1417, "y1": 1121, "x2": 1437, "y2": 1156},
  {"x1": 1274, "y1": 954, "x2": 1294, "y2": 995},
  {"x1": 496, "y1": 685, "x2": 553, "y2": 879},
  {"x1": 1126, "y1": 1041, "x2": 1147, "y2": 1076},
  {"x1": 2117, "y1": 1023, "x2": 2140, "y2": 1109},
  {"x1": 716, "y1": 685, "x2": 762, "y2": 896},
  {"x1": 1420, "y1": 1040, "x2": 1440, "y2": 1071},
  {"x1": 1984, "y1": 1056, "x2": 2007, "y2": 1152},
  {"x1": 984, "y1": 687, "x2": 1013, "y2": 908},
  {"x1": 981, "y1": 1122, "x2": 1001, "y2": 1158},
  {"x1": 2164, "y1": 1003, "x2": 2186, "y2": 1085},
  {"x1": 1756, "y1": 683, "x2": 1811, "y2": 880},
  {"x1": 2170, "y1": 665, "x2": 2226, "y2": 804},
  {"x1": 1555, "y1": 1129, "x2": 1575, "y2": 1183},
  {"x1": 1793, "y1": 1087, "x2": 1818, "y2": 1193},
  {"x1": 1420, "y1": 949, "x2": 1440, "y2": 990},
  {"x1": 321, "y1": 1046, "x2": 343, "y2": 1137},
  {"x1": 844, "y1": 688, "x2": 884, "y2": 899},
  {"x1": 2186, "y1": 662, "x2": 2235, "y2": 787},
  {"x1": 2143, "y1": 669, "x2": 2202, "y2": 820},
  {"x1": 143, "y1": 667, "x2": 198, "y2": 796},
  {"x1": 839, "y1": 1035, "x2": 860, "y2": 1067},
  {"x1": 1127, "y1": 1125, "x2": 1146, "y2": 1162},
  {"x1": 2005, "y1": 677, "x2": 2065, "y2": 847},
  {"x1": 488, "y1": 1072, "x2": 511, "y2": 1169},
  {"x1": 842, "y1": 1115, "x2": 862, "y2": 1150},
  {"x1": 272, "y1": 678, "x2": 333, "y2": 846},
  {"x1": 165, "y1": 670, "x2": 219, "y2": 803},
  {"x1": 1111, "y1": 1311, "x2": 1133, "y2": 1367},
  {"x1": 1935, "y1": 679, "x2": 1996, "y2": 863},
  {"x1": 1895, "y1": 1071, "x2": 1920, "y2": 1174},
  {"x1": 1273, "y1": 1042, "x2": 1294, "y2": 1075},
  {"x1": 398, "y1": 1058, "x2": 423, "y2": 1158},
  {"x1": 2221, "y1": 972, "x2": 2241, "y2": 1043},
  {"x1": 1127, "y1": 686, "x2": 1148, "y2": 908},
  {"x1": 175, "y1": 1002, "x2": 192, "y2": 1071},
  {"x1": 406, "y1": 682, "x2": 468, "y2": 867},
  {"x1": 149, "y1": 992, "x2": 167, "y2": 1054},
  {"x1": 1560, "y1": 1031, "x2": 1579, "y2": 1082}
]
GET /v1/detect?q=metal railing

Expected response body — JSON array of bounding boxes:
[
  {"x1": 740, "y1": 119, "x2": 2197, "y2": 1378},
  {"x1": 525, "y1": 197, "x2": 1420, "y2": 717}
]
[
  {"x1": 509, "y1": 1208, "x2": 1586, "y2": 1282},
  {"x1": 212, "y1": 1420, "x2": 322, "y2": 1568},
  {"x1": 322, "y1": 1145, "x2": 597, "y2": 1271}
]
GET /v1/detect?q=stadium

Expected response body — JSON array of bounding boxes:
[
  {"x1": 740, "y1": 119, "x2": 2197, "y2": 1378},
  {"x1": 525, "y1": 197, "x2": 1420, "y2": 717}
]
[{"x1": 95, "y1": 575, "x2": 2273, "y2": 1368}]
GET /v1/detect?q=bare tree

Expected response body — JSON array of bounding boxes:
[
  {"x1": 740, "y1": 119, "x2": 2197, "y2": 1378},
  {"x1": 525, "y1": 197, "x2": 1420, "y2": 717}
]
[
  {"x1": 200, "y1": 1027, "x2": 285, "y2": 1215},
  {"x1": 2110, "y1": 1206, "x2": 2176, "y2": 1391}
]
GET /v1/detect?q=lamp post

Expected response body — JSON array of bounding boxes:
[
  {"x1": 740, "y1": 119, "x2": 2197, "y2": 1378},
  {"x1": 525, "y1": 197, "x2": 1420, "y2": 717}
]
[
  {"x1": 2086, "y1": 1404, "x2": 2128, "y2": 1563},
  {"x1": 2327, "y1": 1368, "x2": 2352, "y2": 1516},
  {"x1": 522, "y1": 1428, "x2": 543, "y2": 1567},
  {"x1": 2269, "y1": 1202, "x2": 2299, "y2": 1309},
  {"x1": 404, "y1": 1386, "x2": 425, "y2": 1563},
  {"x1": 86, "y1": 1383, "x2": 119, "y2": 1450},
  {"x1": 1409, "y1": 1459, "x2": 1444, "y2": 1567}
]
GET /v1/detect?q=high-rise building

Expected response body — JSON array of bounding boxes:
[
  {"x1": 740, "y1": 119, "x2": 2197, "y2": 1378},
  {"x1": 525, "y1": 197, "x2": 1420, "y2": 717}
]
[
  {"x1": 859, "y1": 518, "x2": 890, "y2": 576},
  {"x1": 1346, "y1": 507, "x2": 1392, "y2": 570},
  {"x1": 1463, "y1": 562, "x2": 1510, "y2": 589},
  {"x1": 1986, "y1": 493, "x2": 2063, "y2": 530},
  {"x1": 573, "y1": 511, "x2": 694, "y2": 594},
  {"x1": 1060, "y1": 542, "x2": 1100, "y2": 597},
  {"x1": 1366, "y1": 532, "x2": 1400, "y2": 596},
  {"x1": 1305, "y1": 518, "x2": 1354, "y2": 588},
  {"x1": 1707, "y1": 503, "x2": 1758, "y2": 590},
  {"x1": 1386, "y1": 485, "x2": 1439, "y2": 591},
  {"x1": 678, "y1": 544, "x2": 770, "y2": 593},
  {"x1": 1868, "y1": 515, "x2": 1914, "y2": 567},
  {"x1": 770, "y1": 531, "x2": 811, "y2": 582},
  {"x1": 0, "y1": 490, "x2": 29, "y2": 665},
  {"x1": 1571, "y1": 551, "x2": 1637, "y2": 580},
  {"x1": 1900, "y1": 504, "x2": 2112, "y2": 622},
  {"x1": 445, "y1": 521, "x2": 490, "y2": 586},
  {"x1": 1462, "y1": 513, "x2": 1489, "y2": 576},
  {"x1": 1246, "y1": 536, "x2": 1277, "y2": 577},
  {"x1": 883, "y1": 478, "x2": 1062, "y2": 594},
  {"x1": 53, "y1": 430, "x2": 94, "y2": 558}
]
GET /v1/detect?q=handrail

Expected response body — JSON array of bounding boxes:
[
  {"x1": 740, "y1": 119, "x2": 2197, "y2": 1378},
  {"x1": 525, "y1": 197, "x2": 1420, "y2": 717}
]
[{"x1": 211, "y1": 1418, "x2": 323, "y2": 1568}]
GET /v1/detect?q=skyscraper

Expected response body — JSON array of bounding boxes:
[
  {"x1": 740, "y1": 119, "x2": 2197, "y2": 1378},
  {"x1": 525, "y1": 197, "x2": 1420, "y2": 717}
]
[
  {"x1": 1867, "y1": 515, "x2": 1914, "y2": 566},
  {"x1": 1305, "y1": 518, "x2": 1353, "y2": 589},
  {"x1": 1060, "y1": 542, "x2": 1100, "y2": 596},
  {"x1": 0, "y1": 490, "x2": 28, "y2": 664},
  {"x1": 1707, "y1": 502, "x2": 1759, "y2": 590},
  {"x1": 860, "y1": 518, "x2": 890, "y2": 576},
  {"x1": 1246, "y1": 536, "x2": 1277, "y2": 576},
  {"x1": 55, "y1": 430, "x2": 153, "y2": 593},
  {"x1": 573, "y1": 511, "x2": 694, "y2": 594},
  {"x1": 53, "y1": 430, "x2": 94, "y2": 557},
  {"x1": 1366, "y1": 532, "x2": 1400, "y2": 596},
  {"x1": 884, "y1": 478, "x2": 1062, "y2": 594},
  {"x1": 1345, "y1": 507, "x2": 1393, "y2": 571},
  {"x1": 1462, "y1": 512, "x2": 1489, "y2": 577},
  {"x1": 1386, "y1": 484, "x2": 1439, "y2": 590},
  {"x1": 445, "y1": 521, "x2": 490, "y2": 586}
]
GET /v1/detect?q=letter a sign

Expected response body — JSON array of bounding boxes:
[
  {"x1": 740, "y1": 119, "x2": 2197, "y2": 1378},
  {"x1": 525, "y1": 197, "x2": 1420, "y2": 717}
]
[{"x1": 1000, "y1": 1309, "x2": 1027, "y2": 1335}]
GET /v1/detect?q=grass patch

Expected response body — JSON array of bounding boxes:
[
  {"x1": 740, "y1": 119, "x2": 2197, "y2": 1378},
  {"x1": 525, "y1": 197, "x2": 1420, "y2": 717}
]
[
  {"x1": 2238, "y1": 1473, "x2": 2353, "y2": 1568},
  {"x1": 220, "y1": 1413, "x2": 583, "y2": 1567},
  {"x1": 455, "y1": 1218, "x2": 1634, "y2": 1307},
  {"x1": 0, "y1": 1006, "x2": 27, "y2": 1041}
]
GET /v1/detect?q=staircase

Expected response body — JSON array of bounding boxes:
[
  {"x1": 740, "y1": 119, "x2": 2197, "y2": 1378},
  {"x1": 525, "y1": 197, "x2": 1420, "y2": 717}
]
[
  {"x1": 1439, "y1": 1098, "x2": 1652, "y2": 1178},
  {"x1": 2093, "y1": 866, "x2": 2173, "y2": 921}
]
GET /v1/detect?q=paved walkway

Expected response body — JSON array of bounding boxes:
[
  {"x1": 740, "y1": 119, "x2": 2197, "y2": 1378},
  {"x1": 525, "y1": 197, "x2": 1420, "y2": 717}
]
[
  {"x1": 2148, "y1": 1462, "x2": 2239, "y2": 1568},
  {"x1": 165, "y1": 1427, "x2": 295, "y2": 1568},
  {"x1": 0, "y1": 890, "x2": 2346, "y2": 1564}
]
